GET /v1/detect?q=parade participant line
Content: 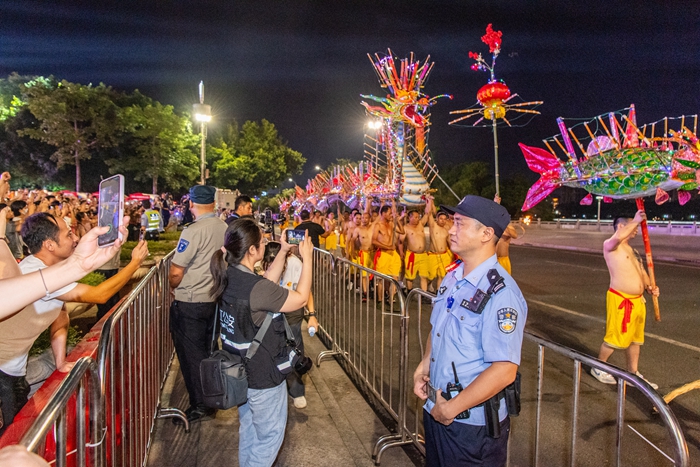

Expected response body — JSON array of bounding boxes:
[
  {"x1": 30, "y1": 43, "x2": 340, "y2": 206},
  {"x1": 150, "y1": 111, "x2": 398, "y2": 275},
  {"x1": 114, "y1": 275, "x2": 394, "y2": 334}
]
[{"x1": 529, "y1": 299, "x2": 700, "y2": 353}]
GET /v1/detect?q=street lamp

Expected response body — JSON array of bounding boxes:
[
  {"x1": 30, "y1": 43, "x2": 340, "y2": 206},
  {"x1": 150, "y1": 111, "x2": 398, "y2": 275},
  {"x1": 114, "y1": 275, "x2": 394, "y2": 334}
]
[
  {"x1": 314, "y1": 165, "x2": 321, "y2": 171},
  {"x1": 193, "y1": 81, "x2": 212, "y2": 185},
  {"x1": 596, "y1": 196, "x2": 603, "y2": 230},
  {"x1": 288, "y1": 178, "x2": 294, "y2": 183}
]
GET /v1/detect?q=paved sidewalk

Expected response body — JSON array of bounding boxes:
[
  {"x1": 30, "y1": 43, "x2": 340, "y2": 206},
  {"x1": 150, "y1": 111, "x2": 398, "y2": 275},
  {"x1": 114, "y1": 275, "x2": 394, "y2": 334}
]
[
  {"x1": 512, "y1": 224, "x2": 700, "y2": 264},
  {"x1": 146, "y1": 320, "x2": 419, "y2": 467}
]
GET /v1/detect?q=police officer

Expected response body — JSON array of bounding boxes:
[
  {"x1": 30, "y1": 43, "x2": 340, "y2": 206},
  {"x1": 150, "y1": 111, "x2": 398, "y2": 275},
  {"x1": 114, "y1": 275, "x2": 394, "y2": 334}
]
[
  {"x1": 140, "y1": 200, "x2": 162, "y2": 241},
  {"x1": 413, "y1": 195, "x2": 527, "y2": 467},
  {"x1": 168, "y1": 185, "x2": 227, "y2": 423}
]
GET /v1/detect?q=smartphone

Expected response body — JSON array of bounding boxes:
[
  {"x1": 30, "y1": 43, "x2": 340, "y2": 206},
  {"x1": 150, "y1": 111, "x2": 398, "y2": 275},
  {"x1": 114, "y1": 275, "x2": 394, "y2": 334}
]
[
  {"x1": 285, "y1": 229, "x2": 305, "y2": 245},
  {"x1": 97, "y1": 175, "x2": 125, "y2": 247}
]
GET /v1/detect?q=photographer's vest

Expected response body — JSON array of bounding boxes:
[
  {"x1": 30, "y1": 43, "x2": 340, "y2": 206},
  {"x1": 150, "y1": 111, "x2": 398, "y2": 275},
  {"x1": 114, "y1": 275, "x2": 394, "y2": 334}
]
[
  {"x1": 144, "y1": 209, "x2": 160, "y2": 231},
  {"x1": 219, "y1": 265, "x2": 289, "y2": 389}
]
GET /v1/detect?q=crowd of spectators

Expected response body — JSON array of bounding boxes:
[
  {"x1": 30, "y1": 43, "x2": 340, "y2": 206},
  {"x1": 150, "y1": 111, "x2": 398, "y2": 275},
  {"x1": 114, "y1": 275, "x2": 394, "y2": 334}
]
[{"x1": 0, "y1": 170, "x2": 322, "y2": 466}]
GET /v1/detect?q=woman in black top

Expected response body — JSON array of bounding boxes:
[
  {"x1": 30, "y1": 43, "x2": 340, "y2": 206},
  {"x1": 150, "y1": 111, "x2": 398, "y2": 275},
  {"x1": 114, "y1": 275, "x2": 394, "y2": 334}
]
[{"x1": 210, "y1": 218, "x2": 313, "y2": 467}]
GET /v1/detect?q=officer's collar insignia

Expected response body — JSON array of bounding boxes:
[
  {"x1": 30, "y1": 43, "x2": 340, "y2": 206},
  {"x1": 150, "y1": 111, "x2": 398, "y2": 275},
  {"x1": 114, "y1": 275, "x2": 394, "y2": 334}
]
[
  {"x1": 439, "y1": 286, "x2": 447, "y2": 295},
  {"x1": 176, "y1": 239, "x2": 189, "y2": 253},
  {"x1": 497, "y1": 307, "x2": 518, "y2": 334},
  {"x1": 445, "y1": 258, "x2": 462, "y2": 273}
]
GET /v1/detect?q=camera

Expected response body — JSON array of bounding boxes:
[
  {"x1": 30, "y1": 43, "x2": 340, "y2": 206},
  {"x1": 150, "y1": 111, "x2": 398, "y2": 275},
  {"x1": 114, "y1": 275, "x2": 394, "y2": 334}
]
[{"x1": 289, "y1": 348, "x2": 313, "y2": 375}]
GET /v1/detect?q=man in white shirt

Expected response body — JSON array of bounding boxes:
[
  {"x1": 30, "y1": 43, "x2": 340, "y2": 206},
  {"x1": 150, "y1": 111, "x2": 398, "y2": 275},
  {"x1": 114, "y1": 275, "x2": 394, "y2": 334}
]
[{"x1": 0, "y1": 212, "x2": 148, "y2": 434}]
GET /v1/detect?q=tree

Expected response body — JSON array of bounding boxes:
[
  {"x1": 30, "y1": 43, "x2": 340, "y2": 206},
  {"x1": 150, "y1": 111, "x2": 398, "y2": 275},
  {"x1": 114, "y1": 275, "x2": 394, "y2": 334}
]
[
  {"x1": 19, "y1": 79, "x2": 119, "y2": 191},
  {"x1": 106, "y1": 102, "x2": 199, "y2": 193},
  {"x1": 432, "y1": 161, "x2": 495, "y2": 206},
  {"x1": 210, "y1": 120, "x2": 305, "y2": 194}
]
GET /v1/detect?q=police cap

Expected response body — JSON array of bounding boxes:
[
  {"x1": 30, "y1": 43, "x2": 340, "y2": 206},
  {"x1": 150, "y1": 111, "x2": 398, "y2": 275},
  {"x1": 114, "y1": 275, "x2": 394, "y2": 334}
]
[
  {"x1": 189, "y1": 185, "x2": 217, "y2": 204},
  {"x1": 440, "y1": 195, "x2": 510, "y2": 238}
]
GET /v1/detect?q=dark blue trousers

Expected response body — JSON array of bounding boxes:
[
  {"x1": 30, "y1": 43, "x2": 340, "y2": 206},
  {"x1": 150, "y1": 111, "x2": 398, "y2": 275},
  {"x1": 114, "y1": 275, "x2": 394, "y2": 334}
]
[{"x1": 424, "y1": 409, "x2": 510, "y2": 467}]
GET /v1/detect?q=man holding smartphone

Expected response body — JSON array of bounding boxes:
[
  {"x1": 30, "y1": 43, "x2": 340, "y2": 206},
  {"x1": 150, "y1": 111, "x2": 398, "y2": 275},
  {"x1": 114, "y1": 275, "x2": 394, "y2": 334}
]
[
  {"x1": 168, "y1": 185, "x2": 227, "y2": 424},
  {"x1": 295, "y1": 209, "x2": 332, "y2": 248}
]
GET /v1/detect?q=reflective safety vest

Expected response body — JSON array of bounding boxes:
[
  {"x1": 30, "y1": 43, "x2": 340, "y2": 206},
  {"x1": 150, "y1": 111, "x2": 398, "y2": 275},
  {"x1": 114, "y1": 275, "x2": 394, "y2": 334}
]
[{"x1": 145, "y1": 209, "x2": 161, "y2": 231}]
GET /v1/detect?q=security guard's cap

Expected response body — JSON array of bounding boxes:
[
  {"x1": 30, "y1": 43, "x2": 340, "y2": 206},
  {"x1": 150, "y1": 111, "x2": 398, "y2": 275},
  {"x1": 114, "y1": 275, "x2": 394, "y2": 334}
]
[
  {"x1": 440, "y1": 195, "x2": 510, "y2": 238},
  {"x1": 189, "y1": 185, "x2": 217, "y2": 204}
]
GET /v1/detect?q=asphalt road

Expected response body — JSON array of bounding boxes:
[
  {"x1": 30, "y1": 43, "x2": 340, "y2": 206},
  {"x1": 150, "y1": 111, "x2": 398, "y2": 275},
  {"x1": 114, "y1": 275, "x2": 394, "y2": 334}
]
[
  {"x1": 314, "y1": 246, "x2": 700, "y2": 465},
  {"x1": 510, "y1": 245, "x2": 700, "y2": 466}
]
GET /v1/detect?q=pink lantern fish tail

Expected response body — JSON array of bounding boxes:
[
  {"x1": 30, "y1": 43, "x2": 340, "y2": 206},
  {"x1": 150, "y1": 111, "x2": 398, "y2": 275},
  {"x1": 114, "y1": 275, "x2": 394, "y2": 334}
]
[{"x1": 519, "y1": 143, "x2": 563, "y2": 211}]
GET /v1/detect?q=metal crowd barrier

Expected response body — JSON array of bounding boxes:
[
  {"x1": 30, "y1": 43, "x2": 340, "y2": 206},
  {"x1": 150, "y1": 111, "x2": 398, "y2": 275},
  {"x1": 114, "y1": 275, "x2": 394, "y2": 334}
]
[
  {"x1": 96, "y1": 250, "x2": 184, "y2": 467},
  {"x1": 18, "y1": 357, "x2": 103, "y2": 467},
  {"x1": 311, "y1": 250, "x2": 689, "y2": 467},
  {"x1": 313, "y1": 249, "x2": 408, "y2": 424},
  {"x1": 16, "y1": 250, "x2": 182, "y2": 466}
]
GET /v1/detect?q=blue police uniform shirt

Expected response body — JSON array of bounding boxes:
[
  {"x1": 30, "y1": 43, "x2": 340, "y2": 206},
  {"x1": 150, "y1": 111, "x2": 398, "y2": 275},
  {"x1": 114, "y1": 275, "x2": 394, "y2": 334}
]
[{"x1": 424, "y1": 254, "x2": 528, "y2": 426}]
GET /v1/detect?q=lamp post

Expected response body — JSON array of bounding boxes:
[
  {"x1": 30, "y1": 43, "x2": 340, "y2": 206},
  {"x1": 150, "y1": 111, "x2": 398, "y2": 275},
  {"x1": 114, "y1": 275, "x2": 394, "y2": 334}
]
[
  {"x1": 596, "y1": 196, "x2": 603, "y2": 230},
  {"x1": 193, "y1": 81, "x2": 212, "y2": 185}
]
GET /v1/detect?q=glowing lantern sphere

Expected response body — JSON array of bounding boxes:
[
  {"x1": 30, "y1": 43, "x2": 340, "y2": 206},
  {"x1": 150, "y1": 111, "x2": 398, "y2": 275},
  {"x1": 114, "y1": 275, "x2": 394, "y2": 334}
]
[{"x1": 476, "y1": 81, "x2": 511, "y2": 120}]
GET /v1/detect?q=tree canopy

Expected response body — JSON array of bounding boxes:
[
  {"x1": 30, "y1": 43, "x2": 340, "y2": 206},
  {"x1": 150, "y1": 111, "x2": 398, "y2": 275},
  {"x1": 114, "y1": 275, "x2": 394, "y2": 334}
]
[
  {"x1": 106, "y1": 102, "x2": 199, "y2": 193},
  {"x1": 19, "y1": 78, "x2": 119, "y2": 192},
  {"x1": 210, "y1": 119, "x2": 305, "y2": 194}
]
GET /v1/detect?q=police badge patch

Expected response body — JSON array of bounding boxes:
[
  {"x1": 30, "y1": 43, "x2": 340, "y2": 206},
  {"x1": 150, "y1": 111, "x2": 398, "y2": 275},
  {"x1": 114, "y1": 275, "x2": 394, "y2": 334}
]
[
  {"x1": 439, "y1": 286, "x2": 447, "y2": 295},
  {"x1": 176, "y1": 239, "x2": 189, "y2": 253},
  {"x1": 497, "y1": 308, "x2": 518, "y2": 334}
]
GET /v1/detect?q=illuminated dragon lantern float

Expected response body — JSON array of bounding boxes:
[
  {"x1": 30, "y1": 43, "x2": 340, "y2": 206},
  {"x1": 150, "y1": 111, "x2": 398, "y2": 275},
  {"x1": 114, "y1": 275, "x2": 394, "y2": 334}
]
[{"x1": 282, "y1": 50, "x2": 451, "y2": 211}]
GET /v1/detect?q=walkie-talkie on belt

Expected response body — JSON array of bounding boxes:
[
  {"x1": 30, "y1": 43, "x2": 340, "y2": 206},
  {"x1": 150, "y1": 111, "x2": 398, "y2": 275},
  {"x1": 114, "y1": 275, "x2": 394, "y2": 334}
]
[{"x1": 444, "y1": 362, "x2": 470, "y2": 419}]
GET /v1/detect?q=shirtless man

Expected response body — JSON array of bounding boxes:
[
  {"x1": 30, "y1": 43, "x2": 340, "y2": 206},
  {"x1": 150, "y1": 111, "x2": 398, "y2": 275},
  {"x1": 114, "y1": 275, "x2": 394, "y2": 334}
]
[
  {"x1": 590, "y1": 211, "x2": 660, "y2": 389},
  {"x1": 372, "y1": 202, "x2": 404, "y2": 302},
  {"x1": 345, "y1": 211, "x2": 362, "y2": 260},
  {"x1": 324, "y1": 211, "x2": 339, "y2": 253},
  {"x1": 348, "y1": 211, "x2": 377, "y2": 300},
  {"x1": 342, "y1": 211, "x2": 359, "y2": 260},
  {"x1": 493, "y1": 195, "x2": 518, "y2": 274},
  {"x1": 426, "y1": 197, "x2": 454, "y2": 285},
  {"x1": 400, "y1": 208, "x2": 432, "y2": 291}
]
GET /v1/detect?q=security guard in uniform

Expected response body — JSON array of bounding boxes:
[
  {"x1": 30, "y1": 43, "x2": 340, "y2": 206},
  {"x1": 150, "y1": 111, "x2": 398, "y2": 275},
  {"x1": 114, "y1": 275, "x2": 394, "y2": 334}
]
[
  {"x1": 140, "y1": 200, "x2": 162, "y2": 240},
  {"x1": 168, "y1": 185, "x2": 228, "y2": 423},
  {"x1": 413, "y1": 195, "x2": 527, "y2": 467}
]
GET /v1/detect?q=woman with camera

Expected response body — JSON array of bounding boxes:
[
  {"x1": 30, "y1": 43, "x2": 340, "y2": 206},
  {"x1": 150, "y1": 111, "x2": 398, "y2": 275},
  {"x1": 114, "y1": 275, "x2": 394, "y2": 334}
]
[
  {"x1": 209, "y1": 218, "x2": 313, "y2": 467},
  {"x1": 261, "y1": 242, "x2": 319, "y2": 410}
]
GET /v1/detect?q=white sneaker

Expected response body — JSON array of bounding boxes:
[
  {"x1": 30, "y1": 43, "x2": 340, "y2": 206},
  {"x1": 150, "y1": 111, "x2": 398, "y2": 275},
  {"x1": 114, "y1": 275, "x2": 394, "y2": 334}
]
[
  {"x1": 590, "y1": 368, "x2": 616, "y2": 385},
  {"x1": 293, "y1": 396, "x2": 307, "y2": 409},
  {"x1": 635, "y1": 372, "x2": 659, "y2": 390}
]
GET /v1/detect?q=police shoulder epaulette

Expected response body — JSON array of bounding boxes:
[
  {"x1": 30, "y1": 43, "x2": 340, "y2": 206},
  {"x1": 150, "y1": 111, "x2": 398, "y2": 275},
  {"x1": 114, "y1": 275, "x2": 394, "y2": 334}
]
[
  {"x1": 183, "y1": 222, "x2": 193, "y2": 228},
  {"x1": 445, "y1": 258, "x2": 462, "y2": 273}
]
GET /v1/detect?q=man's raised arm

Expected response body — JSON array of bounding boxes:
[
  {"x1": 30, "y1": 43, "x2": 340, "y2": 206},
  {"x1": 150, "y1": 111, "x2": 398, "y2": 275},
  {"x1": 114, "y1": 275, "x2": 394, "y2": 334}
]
[
  {"x1": 604, "y1": 210, "x2": 645, "y2": 253},
  {"x1": 57, "y1": 241, "x2": 149, "y2": 304}
]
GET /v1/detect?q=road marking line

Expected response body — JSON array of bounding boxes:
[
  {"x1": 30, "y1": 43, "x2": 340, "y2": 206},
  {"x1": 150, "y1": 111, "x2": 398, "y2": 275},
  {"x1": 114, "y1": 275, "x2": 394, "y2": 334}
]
[
  {"x1": 529, "y1": 299, "x2": 700, "y2": 353},
  {"x1": 544, "y1": 260, "x2": 607, "y2": 272}
]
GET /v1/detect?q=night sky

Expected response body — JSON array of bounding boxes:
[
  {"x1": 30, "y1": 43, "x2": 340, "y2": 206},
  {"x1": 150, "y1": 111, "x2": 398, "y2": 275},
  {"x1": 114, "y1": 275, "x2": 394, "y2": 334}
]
[{"x1": 2, "y1": 0, "x2": 699, "y2": 187}]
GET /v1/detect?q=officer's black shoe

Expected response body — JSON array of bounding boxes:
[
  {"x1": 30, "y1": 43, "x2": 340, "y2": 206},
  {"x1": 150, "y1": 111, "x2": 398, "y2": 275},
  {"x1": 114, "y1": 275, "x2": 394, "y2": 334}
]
[{"x1": 172, "y1": 406, "x2": 216, "y2": 425}]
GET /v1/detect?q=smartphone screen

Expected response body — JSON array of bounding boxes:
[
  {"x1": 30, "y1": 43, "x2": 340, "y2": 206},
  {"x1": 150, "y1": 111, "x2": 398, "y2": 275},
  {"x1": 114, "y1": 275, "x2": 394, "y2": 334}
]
[
  {"x1": 285, "y1": 229, "x2": 305, "y2": 245},
  {"x1": 98, "y1": 175, "x2": 124, "y2": 247}
]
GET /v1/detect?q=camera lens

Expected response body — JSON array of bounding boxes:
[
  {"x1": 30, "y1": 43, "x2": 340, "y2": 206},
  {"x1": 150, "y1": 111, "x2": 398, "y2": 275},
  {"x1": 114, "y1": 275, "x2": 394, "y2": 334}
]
[{"x1": 294, "y1": 356, "x2": 313, "y2": 375}]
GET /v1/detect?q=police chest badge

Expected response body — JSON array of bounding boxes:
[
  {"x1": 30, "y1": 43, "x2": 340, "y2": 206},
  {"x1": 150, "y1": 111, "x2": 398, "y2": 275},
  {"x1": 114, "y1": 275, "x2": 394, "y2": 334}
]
[
  {"x1": 176, "y1": 239, "x2": 189, "y2": 253},
  {"x1": 497, "y1": 308, "x2": 518, "y2": 334},
  {"x1": 438, "y1": 286, "x2": 447, "y2": 295}
]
